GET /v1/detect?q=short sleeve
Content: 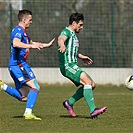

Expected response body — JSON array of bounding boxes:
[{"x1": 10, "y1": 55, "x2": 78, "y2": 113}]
[
  {"x1": 60, "y1": 29, "x2": 70, "y2": 39},
  {"x1": 14, "y1": 32, "x2": 22, "y2": 39},
  {"x1": 13, "y1": 27, "x2": 23, "y2": 40}
]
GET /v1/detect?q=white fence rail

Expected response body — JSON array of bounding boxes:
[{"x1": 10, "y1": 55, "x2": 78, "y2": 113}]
[{"x1": 0, "y1": 68, "x2": 132, "y2": 85}]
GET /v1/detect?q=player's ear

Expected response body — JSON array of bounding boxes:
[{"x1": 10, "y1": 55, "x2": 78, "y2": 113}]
[
  {"x1": 22, "y1": 17, "x2": 26, "y2": 23},
  {"x1": 72, "y1": 21, "x2": 76, "y2": 26}
]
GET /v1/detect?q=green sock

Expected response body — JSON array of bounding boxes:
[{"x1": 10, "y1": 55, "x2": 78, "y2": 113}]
[
  {"x1": 83, "y1": 85, "x2": 96, "y2": 113},
  {"x1": 68, "y1": 86, "x2": 84, "y2": 105}
]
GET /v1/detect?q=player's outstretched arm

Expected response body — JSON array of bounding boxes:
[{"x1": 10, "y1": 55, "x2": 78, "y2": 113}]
[
  {"x1": 30, "y1": 38, "x2": 55, "y2": 49},
  {"x1": 13, "y1": 38, "x2": 42, "y2": 50}
]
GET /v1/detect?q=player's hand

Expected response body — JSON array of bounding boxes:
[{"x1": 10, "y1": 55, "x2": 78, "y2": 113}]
[
  {"x1": 58, "y1": 45, "x2": 66, "y2": 53},
  {"x1": 31, "y1": 43, "x2": 43, "y2": 50},
  {"x1": 43, "y1": 38, "x2": 55, "y2": 48},
  {"x1": 82, "y1": 56, "x2": 93, "y2": 65},
  {"x1": 46, "y1": 38, "x2": 55, "y2": 47}
]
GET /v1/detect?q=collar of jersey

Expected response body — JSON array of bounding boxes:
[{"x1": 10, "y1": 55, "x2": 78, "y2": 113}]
[{"x1": 66, "y1": 27, "x2": 75, "y2": 34}]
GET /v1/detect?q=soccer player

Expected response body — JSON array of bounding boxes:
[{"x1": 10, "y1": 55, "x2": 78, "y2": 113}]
[
  {"x1": 0, "y1": 10, "x2": 55, "y2": 120},
  {"x1": 58, "y1": 13, "x2": 107, "y2": 119}
]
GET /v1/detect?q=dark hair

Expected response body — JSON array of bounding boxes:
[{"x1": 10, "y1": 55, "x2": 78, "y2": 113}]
[
  {"x1": 69, "y1": 13, "x2": 84, "y2": 25},
  {"x1": 18, "y1": 10, "x2": 32, "y2": 21}
]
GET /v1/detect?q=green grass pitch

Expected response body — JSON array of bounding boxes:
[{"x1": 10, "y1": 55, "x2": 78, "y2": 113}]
[{"x1": 0, "y1": 84, "x2": 133, "y2": 133}]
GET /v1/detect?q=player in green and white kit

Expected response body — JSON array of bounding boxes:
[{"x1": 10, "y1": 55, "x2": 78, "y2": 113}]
[{"x1": 58, "y1": 13, "x2": 107, "y2": 119}]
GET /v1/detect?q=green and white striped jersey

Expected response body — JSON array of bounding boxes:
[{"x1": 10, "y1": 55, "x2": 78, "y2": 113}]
[{"x1": 58, "y1": 27, "x2": 79, "y2": 65}]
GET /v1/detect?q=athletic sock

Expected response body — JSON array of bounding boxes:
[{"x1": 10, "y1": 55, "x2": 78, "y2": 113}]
[
  {"x1": 83, "y1": 85, "x2": 96, "y2": 113},
  {"x1": 68, "y1": 86, "x2": 83, "y2": 105},
  {"x1": 1, "y1": 84, "x2": 8, "y2": 90},
  {"x1": 26, "y1": 88, "x2": 39, "y2": 110},
  {"x1": 24, "y1": 108, "x2": 32, "y2": 115},
  {"x1": 5, "y1": 85, "x2": 22, "y2": 101}
]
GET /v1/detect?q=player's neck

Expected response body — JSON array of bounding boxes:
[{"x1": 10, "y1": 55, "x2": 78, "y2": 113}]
[
  {"x1": 68, "y1": 25, "x2": 75, "y2": 33},
  {"x1": 18, "y1": 23, "x2": 26, "y2": 29}
]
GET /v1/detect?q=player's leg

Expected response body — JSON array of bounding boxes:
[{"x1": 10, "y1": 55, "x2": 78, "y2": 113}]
[
  {"x1": 68, "y1": 86, "x2": 83, "y2": 105},
  {"x1": 63, "y1": 86, "x2": 84, "y2": 117},
  {"x1": 0, "y1": 82, "x2": 22, "y2": 101},
  {"x1": 23, "y1": 79, "x2": 41, "y2": 120},
  {"x1": 19, "y1": 86, "x2": 30, "y2": 102},
  {"x1": 0, "y1": 67, "x2": 24, "y2": 101},
  {"x1": 24, "y1": 79, "x2": 40, "y2": 113},
  {"x1": 80, "y1": 72, "x2": 96, "y2": 113},
  {"x1": 62, "y1": 63, "x2": 84, "y2": 117},
  {"x1": 80, "y1": 72, "x2": 107, "y2": 118},
  {"x1": 22, "y1": 63, "x2": 41, "y2": 120}
]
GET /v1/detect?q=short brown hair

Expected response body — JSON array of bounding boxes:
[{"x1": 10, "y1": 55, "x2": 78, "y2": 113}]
[
  {"x1": 18, "y1": 10, "x2": 32, "y2": 22},
  {"x1": 69, "y1": 13, "x2": 84, "y2": 25}
]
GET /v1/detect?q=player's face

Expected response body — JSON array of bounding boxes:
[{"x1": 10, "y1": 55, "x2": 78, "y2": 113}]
[
  {"x1": 24, "y1": 15, "x2": 32, "y2": 28},
  {"x1": 75, "y1": 20, "x2": 84, "y2": 33}
]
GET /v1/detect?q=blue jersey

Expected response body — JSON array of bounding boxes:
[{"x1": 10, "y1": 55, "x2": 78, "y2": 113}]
[{"x1": 9, "y1": 25, "x2": 31, "y2": 66}]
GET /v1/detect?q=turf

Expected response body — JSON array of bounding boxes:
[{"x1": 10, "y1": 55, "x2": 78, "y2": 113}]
[{"x1": 0, "y1": 84, "x2": 133, "y2": 133}]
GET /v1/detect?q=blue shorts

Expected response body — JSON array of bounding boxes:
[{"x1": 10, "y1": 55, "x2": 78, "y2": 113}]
[{"x1": 9, "y1": 62, "x2": 36, "y2": 90}]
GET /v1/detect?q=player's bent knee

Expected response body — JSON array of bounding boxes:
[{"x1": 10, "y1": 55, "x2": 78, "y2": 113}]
[
  {"x1": 92, "y1": 82, "x2": 96, "y2": 90},
  {"x1": 33, "y1": 80, "x2": 40, "y2": 91}
]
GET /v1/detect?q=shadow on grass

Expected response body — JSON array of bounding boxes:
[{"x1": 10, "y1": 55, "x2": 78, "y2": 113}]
[
  {"x1": 12, "y1": 115, "x2": 42, "y2": 119},
  {"x1": 60, "y1": 115, "x2": 91, "y2": 119},
  {"x1": 12, "y1": 116, "x2": 24, "y2": 119},
  {"x1": 12, "y1": 115, "x2": 91, "y2": 119}
]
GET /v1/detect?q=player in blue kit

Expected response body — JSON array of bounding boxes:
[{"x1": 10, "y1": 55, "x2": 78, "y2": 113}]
[{"x1": 0, "y1": 10, "x2": 55, "y2": 120}]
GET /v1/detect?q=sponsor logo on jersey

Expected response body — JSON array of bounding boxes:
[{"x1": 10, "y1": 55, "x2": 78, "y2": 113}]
[
  {"x1": 15, "y1": 33, "x2": 22, "y2": 38},
  {"x1": 74, "y1": 40, "x2": 79, "y2": 47}
]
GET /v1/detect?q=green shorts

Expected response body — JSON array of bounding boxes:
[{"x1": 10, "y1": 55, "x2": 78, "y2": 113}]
[{"x1": 60, "y1": 63, "x2": 84, "y2": 86}]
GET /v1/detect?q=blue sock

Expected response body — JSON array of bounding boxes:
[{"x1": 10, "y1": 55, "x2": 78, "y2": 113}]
[
  {"x1": 26, "y1": 88, "x2": 39, "y2": 109},
  {"x1": 5, "y1": 86, "x2": 22, "y2": 101}
]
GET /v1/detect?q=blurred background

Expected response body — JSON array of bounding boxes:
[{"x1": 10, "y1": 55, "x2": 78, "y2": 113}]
[{"x1": 0, "y1": 0, "x2": 133, "y2": 85}]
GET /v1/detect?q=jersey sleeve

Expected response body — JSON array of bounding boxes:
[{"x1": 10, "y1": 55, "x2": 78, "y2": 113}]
[
  {"x1": 13, "y1": 28, "x2": 23, "y2": 40},
  {"x1": 60, "y1": 29, "x2": 70, "y2": 39}
]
